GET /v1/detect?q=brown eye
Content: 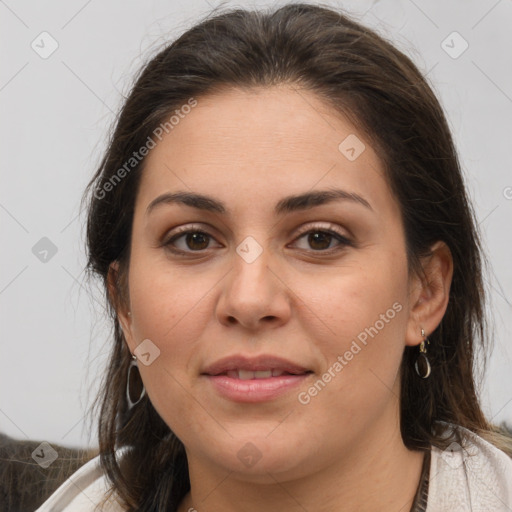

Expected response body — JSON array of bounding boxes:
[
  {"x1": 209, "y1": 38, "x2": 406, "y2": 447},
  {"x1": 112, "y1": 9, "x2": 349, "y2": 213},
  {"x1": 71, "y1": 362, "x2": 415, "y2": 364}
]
[
  {"x1": 307, "y1": 232, "x2": 333, "y2": 250},
  {"x1": 292, "y1": 228, "x2": 352, "y2": 252},
  {"x1": 183, "y1": 232, "x2": 210, "y2": 250},
  {"x1": 163, "y1": 228, "x2": 222, "y2": 254}
]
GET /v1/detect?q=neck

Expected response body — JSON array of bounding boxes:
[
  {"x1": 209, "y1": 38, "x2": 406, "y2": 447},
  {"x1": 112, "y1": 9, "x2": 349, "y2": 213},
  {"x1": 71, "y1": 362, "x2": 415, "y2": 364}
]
[{"x1": 178, "y1": 409, "x2": 425, "y2": 512}]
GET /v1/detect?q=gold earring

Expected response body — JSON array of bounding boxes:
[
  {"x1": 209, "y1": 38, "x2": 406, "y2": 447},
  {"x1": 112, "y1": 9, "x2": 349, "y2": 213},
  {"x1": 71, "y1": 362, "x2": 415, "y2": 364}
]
[{"x1": 414, "y1": 328, "x2": 431, "y2": 379}]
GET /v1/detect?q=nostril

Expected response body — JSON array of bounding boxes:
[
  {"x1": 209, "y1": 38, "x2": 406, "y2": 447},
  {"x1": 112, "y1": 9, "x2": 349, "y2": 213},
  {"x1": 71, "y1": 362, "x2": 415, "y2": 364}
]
[{"x1": 224, "y1": 315, "x2": 276, "y2": 327}]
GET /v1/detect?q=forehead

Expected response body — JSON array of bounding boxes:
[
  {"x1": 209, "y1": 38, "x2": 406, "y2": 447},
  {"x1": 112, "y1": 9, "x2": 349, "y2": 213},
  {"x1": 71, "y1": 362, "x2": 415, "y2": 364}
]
[{"x1": 135, "y1": 86, "x2": 394, "y2": 219}]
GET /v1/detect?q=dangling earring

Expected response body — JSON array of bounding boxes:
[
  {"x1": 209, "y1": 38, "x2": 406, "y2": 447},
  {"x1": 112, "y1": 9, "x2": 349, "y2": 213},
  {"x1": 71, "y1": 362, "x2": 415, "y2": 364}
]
[
  {"x1": 414, "y1": 328, "x2": 431, "y2": 379},
  {"x1": 126, "y1": 354, "x2": 146, "y2": 408}
]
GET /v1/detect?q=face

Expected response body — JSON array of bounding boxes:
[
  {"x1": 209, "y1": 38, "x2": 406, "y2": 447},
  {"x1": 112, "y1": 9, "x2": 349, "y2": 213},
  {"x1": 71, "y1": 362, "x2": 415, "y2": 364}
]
[{"x1": 115, "y1": 85, "x2": 421, "y2": 480}]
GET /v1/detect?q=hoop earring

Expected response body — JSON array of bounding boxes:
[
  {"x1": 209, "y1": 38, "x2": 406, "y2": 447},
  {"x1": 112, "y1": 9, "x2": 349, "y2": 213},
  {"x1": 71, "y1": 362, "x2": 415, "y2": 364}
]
[
  {"x1": 414, "y1": 328, "x2": 431, "y2": 379},
  {"x1": 126, "y1": 355, "x2": 146, "y2": 408}
]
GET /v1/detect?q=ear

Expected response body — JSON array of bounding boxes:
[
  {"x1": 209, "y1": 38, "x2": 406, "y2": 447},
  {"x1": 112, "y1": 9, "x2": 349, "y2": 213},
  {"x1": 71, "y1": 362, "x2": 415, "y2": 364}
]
[
  {"x1": 107, "y1": 261, "x2": 136, "y2": 353},
  {"x1": 405, "y1": 241, "x2": 453, "y2": 346}
]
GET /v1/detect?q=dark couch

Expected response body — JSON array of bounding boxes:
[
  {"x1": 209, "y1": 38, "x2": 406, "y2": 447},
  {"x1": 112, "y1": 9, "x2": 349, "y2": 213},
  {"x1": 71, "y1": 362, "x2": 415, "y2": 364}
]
[{"x1": 0, "y1": 433, "x2": 97, "y2": 512}]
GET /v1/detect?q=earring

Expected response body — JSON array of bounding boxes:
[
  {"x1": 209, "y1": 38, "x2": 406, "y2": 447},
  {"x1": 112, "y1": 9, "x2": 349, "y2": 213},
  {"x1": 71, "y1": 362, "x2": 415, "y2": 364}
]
[
  {"x1": 414, "y1": 328, "x2": 431, "y2": 379},
  {"x1": 126, "y1": 355, "x2": 146, "y2": 408}
]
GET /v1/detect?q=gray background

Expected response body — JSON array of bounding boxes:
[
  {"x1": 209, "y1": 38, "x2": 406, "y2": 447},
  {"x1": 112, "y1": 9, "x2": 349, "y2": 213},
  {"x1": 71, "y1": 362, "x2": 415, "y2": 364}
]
[{"x1": 1, "y1": 0, "x2": 511, "y2": 449}]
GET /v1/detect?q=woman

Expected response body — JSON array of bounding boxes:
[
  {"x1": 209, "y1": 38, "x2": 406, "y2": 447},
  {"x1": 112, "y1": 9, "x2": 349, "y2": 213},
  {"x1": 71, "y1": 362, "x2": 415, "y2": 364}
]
[{"x1": 37, "y1": 3, "x2": 512, "y2": 511}]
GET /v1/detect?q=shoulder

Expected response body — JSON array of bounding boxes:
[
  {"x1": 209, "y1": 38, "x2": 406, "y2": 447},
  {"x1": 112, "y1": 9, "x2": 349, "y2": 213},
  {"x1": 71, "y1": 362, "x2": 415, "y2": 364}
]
[
  {"x1": 427, "y1": 423, "x2": 512, "y2": 511},
  {"x1": 35, "y1": 449, "x2": 128, "y2": 512}
]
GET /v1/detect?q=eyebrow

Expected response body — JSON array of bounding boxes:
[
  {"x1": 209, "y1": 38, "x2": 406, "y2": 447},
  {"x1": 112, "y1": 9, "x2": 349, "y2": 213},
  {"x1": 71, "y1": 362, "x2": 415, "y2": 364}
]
[{"x1": 145, "y1": 188, "x2": 373, "y2": 217}]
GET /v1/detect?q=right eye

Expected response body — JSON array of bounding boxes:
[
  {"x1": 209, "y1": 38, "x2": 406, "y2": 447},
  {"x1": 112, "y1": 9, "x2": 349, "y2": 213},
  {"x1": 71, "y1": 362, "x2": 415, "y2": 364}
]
[{"x1": 163, "y1": 227, "x2": 223, "y2": 254}]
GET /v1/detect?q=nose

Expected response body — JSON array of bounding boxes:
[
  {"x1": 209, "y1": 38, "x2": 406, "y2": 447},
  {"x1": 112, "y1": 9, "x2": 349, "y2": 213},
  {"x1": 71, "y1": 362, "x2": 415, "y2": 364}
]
[{"x1": 215, "y1": 240, "x2": 291, "y2": 331}]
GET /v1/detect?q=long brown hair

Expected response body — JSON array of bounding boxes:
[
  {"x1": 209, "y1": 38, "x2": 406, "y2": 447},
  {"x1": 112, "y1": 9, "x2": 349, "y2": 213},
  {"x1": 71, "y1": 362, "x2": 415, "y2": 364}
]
[{"x1": 81, "y1": 3, "x2": 511, "y2": 510}]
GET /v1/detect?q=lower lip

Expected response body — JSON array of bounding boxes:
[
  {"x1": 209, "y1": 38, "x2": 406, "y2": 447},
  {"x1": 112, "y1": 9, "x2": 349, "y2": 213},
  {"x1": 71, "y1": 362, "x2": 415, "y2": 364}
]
[{"x1": 204, "y1": 374, "x2": 311, "y2": 402}]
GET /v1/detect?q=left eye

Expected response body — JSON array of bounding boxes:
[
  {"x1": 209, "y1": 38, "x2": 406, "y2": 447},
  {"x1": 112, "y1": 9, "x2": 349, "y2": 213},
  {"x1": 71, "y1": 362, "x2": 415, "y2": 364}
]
[{"x1": 292, "y1": 229, "x2": 351, "y2": 251}]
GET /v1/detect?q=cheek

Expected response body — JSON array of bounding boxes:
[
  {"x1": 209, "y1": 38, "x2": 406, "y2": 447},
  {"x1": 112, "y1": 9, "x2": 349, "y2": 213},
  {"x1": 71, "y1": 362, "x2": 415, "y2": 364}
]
[
  {"x1": 126, "y1": 261, "x2": 214, "y2": 435},
  {"x1": 317, "y1": 254, "x2": 408, "y2": 338},
  {"x1": 293, "y1": 299, "x2": 407, "y2": 443},
  {"x1": 302, "y1": 254, "x2": 409, "y2": 398},
  {"x1": 127, "y1": 255, "x2": 213, "y2": 365}
]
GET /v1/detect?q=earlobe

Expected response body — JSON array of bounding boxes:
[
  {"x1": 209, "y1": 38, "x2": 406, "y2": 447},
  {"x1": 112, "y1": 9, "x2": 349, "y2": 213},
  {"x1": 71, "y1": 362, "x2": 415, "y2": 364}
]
[{"x1": 405, "y1": 241, "x2": 453, "y2": 347}]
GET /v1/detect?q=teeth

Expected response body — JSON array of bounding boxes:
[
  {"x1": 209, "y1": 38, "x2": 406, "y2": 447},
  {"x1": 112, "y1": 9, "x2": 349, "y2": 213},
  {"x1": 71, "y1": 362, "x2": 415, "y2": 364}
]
[
  {"x1": 224, "y1": 369, "x2": 288, "y2": 379},
  {"x1": 254, "y1": 370, "x2": 272, "y2": 379},
  {"x1": 239, "y1": 369, "x2": 255, "y2": 380}
]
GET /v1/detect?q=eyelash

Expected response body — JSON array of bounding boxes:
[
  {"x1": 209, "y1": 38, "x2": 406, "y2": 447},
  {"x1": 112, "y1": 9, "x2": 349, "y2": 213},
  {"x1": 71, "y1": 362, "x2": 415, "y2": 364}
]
[{"x1": 162, "y1": 223, "x2": 353, "y2": 256}]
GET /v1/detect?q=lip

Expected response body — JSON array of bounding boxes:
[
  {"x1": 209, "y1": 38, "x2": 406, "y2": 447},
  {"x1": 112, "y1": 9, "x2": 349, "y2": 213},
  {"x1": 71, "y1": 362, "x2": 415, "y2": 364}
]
[{"x1": 201, "y1": 354, "x2": 313, "y2": 403}]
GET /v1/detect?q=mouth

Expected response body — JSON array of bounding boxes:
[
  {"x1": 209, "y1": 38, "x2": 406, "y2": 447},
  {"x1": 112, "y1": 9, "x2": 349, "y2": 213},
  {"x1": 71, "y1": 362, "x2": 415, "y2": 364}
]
[
  {"x1": 221, "y1": 369, "x2": 311, "y2": 379},
  {"x1": 202, "y1": 354, "x2": 312, "y2": 377},
  {"x1": 201, "y1": 355, "x2": 313, "y2": 402}
]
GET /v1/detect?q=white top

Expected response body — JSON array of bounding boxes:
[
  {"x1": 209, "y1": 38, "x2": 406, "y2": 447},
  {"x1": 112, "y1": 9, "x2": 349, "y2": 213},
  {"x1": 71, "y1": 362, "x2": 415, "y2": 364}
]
[{"x1": 36, "y1": 425, "x2": 512, "y2": 511}]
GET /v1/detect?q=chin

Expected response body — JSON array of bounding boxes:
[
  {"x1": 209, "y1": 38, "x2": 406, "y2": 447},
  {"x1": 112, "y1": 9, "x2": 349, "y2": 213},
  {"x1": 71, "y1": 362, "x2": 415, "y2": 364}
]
[{"x1": 195, "y1": 431, "x2": 316, "y2": 481}]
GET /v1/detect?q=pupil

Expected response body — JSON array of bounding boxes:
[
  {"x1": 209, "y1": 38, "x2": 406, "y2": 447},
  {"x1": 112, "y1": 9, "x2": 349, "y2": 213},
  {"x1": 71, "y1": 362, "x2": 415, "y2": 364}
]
[
  {"x1": 187, "y1": 233, "x2": 208, "y2": 250},
  {"x1": 309, "y1": 232, "x2": 330, "y2": 250}
]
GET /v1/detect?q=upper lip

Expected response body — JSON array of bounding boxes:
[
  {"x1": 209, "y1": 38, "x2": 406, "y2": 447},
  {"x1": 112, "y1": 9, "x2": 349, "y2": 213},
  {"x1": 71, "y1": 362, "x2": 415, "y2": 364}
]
[{"x1": 202, "y1": 355, "x2": 312, "y2": 376}]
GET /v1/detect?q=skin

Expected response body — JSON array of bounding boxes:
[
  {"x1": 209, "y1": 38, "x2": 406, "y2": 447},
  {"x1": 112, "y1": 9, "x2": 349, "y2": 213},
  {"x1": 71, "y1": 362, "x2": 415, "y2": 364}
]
[{"x1": 109, "y1": 85, "x2": 453, "y2": 512}]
